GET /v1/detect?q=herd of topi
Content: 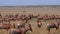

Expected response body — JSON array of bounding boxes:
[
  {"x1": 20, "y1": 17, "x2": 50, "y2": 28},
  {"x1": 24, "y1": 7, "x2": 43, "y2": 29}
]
[{"x1": 0, "y1": 13, "x2": 60, "y2": 34}]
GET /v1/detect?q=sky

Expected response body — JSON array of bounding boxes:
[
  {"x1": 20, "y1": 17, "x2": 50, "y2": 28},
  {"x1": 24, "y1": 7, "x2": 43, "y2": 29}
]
[{"x1": 0, "y1": 0, "x2": 60, "y2": 6}]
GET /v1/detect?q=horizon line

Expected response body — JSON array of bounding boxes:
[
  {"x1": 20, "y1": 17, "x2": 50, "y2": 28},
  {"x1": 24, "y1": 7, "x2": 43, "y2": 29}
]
[{"x1": 0, "y1": 5, "x2": 60, "y2": 7}]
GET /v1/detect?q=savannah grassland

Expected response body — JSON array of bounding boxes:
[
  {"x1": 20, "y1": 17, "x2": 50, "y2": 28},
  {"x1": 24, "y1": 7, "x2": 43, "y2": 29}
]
[{"x1": 0, "y1": 5, "x2": 60, "y2": 34}]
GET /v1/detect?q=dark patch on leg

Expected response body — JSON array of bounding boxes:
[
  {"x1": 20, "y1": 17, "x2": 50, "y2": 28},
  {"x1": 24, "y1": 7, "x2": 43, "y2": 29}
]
[{"x1": 38, "y1": 24, "x2": 41, "y2": 28}]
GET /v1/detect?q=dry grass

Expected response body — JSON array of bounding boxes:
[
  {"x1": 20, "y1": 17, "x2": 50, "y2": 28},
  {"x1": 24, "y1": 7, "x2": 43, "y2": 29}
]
[
  {"x1": 0, "y1": 18, "x2": 60, "y2": 34},
  {"x1": 0, "y1": 6, "x2": 60, "y2": 34}
]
